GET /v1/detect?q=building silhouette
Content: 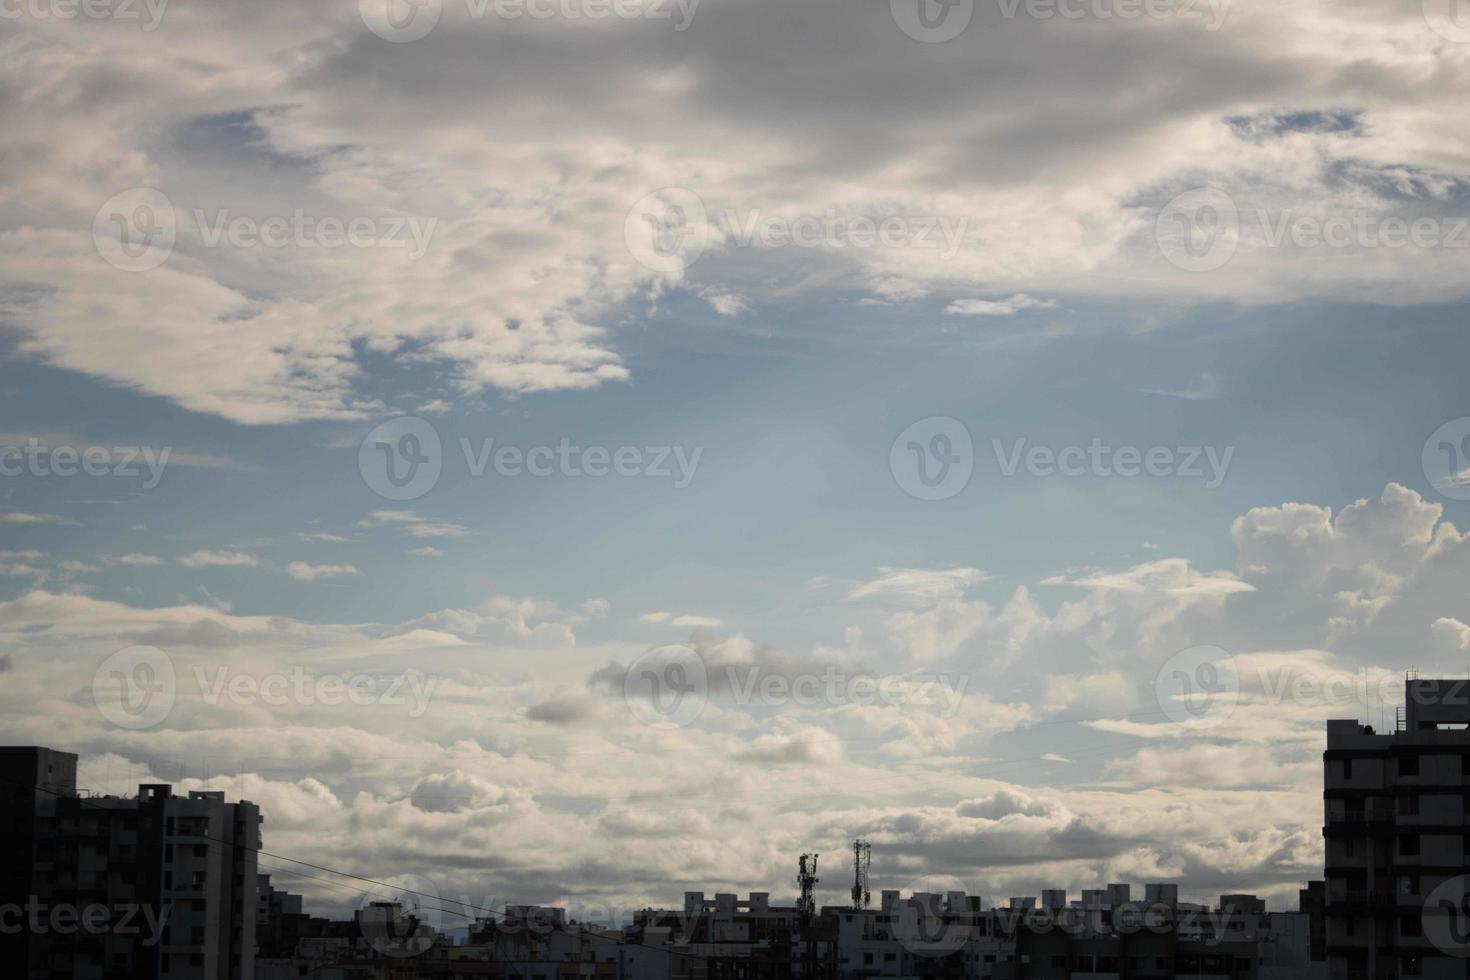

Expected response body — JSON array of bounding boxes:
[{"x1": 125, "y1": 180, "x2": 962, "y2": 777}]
[
  {"x1": 0, "y1": 747, "x2": 260, "y2": 980},
  {"x1": 1325, "y1": 676, "x2": 1470, "y2": 980}
]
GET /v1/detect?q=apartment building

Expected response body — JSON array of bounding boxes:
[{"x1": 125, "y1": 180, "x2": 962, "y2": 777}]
[
  {"x1": 1325, "y1": 677, "x2": 1470, "y2": 980},
  {"x1": 1, "y1": 746, "x2": 261, "y2": 980},
  {"x1": 0, "y1": 747, "x2": 80, "y2": 975}
]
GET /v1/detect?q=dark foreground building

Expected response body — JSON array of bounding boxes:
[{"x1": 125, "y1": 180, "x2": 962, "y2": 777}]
[
  {"x1": 1325, "y1": 677, "x2": 1470, "y2": 980},
  {"x1": 0, "y1": 746, "x2": 260, "y2": 980}
]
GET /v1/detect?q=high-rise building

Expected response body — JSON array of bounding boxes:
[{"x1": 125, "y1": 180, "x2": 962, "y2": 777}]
[
  {"x1": 1324, "y1": 677, "x2": 1470, "y2": 980},
  {"x1": 0, "y1": 747, "x2": 80, "y2": 974},
  {"x1": 1, "y1": 746, "x2": 260, "y2": 980}
]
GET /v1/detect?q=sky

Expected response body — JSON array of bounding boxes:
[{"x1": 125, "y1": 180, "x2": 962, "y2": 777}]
[{"x1": 3, "y1": 0, "x2": 1470, "y2": 925}]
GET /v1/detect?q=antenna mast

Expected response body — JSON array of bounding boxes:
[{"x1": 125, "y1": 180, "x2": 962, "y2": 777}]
[
  {"x1": 850, "y1": 839, "x2": 871, "y2": 910},
  {"x1": 797, "y1": 853, "x2": 820, "y2": 919}
]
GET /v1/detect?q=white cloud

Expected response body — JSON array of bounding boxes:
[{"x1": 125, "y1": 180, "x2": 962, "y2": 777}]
[
  {"x1": 0, "y1": 512, "x2": 71, "y2": 525},
  {"x1": 846, "y1": 567, "x2": 988, "y2": 606},
  {"x1": 0, "y1": 472, "x2": 1418, "y2": 913},
  {"x1": 1137, "y1": 372, "x2": 1223, "y2": 401},
  {"x1": 108, "y1": 553, "x2": 163, "y2": 566},
  {"x1": 640, "y1": 610, "x2": 721, "y2": 627},
  {"x1": 360, "y1": 510, "x2": 470, "y2": 539},
  {"x1": 2, "y1": 1, "x2": 1467, "y2": 424},
  {"x1": 698, "y1": 289, "x2": 750, "y2": 316},
  {"x1": 178, "y1": 550, "x2": 257, "y2": 568},
  {"x1": 945, "y1": 294, "x2": 1058, "y2": 317},
  {"x1": 285, "y1": 562, "x2": 360, "y2": 582}
]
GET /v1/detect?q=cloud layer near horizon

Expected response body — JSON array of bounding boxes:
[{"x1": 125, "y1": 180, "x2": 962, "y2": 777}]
[{"x1": 2, "y1": 483, "x2": 1467, "y2": 916}]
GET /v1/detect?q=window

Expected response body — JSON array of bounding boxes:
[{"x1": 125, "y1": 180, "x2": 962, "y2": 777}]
[
  {"x1": 1399, "y1": 834, "x2": 1421, "y2": 857},
  {"x1": 1344, "y1": 759, "x2": 1354, "y2": 779},
  {"x1": 1400, "y1": 755, "x2": 1420, "y2": 777},
  {"x1": 1401, "y1": 914, "x2": 1423, "y2": 937},
  {"x1": 1400, "y1": 795, "x2": 1419, "y2": 816}
]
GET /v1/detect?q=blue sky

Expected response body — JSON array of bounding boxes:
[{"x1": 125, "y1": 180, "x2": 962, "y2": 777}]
[{"x1": 4, "y1": 295, "x2": 1465, "y2": 631}]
